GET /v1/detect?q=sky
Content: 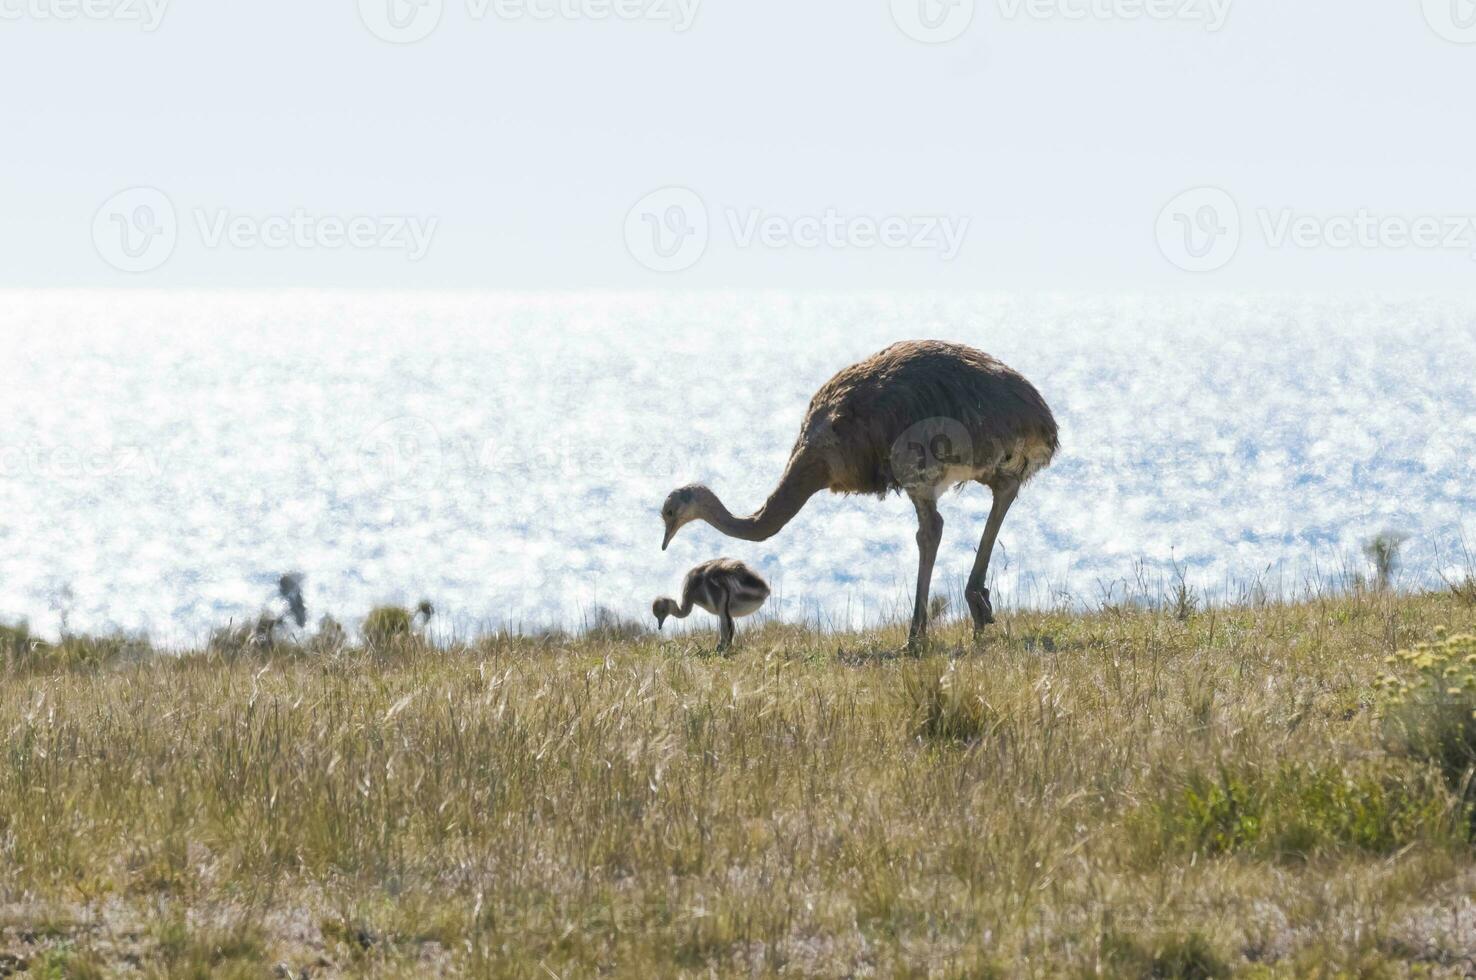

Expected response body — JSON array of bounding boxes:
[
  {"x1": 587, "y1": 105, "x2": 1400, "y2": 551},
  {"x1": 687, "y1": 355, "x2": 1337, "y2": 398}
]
[{"x1": 1, "y1": 0, "x2": 1474, "y2": 291}]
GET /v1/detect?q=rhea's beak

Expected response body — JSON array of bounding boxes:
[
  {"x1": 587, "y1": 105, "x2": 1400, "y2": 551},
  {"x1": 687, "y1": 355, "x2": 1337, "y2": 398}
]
[{"x1": 662, "y1": 523, "x2": 675, "y2": 551}]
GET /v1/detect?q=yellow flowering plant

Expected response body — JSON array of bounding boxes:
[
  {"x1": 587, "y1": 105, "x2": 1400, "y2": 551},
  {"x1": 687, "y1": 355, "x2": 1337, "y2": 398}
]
[
  {"x1": 1378, "y1": 628, "x2": 1476, "y2": 795},
  {"x1": 1378, "y1": 628, "x2": 1476, "y2": 708}
]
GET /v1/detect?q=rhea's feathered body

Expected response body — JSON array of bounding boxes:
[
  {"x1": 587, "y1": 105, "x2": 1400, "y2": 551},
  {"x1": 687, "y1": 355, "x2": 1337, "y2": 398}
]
[{"x1": 794, "y1": 340, "x2": 1058, "y2": 497}]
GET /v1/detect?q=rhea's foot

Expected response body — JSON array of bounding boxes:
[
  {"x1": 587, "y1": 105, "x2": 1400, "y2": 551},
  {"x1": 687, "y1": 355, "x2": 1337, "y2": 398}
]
[
  {"x1": 906, "y1": 622, "x2": 929, "y2": 654},
  {"x1": 966, "y1": 587, "x2": 995, "y2": 633}
]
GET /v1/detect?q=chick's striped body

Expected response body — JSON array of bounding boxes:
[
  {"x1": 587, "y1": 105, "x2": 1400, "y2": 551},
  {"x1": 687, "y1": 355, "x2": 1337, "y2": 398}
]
[
  {"x1": 681, "y1": 559, "x2": 771, "y2": 618},
  {"x1": 654, "y1": 559, "x2": 770, "y2": 650}
]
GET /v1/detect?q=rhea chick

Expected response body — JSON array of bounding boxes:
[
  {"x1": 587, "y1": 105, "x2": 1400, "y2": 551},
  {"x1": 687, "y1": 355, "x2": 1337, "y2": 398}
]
[{"x1": 653, "y1": 558, "x2": 771, "y2": 651}]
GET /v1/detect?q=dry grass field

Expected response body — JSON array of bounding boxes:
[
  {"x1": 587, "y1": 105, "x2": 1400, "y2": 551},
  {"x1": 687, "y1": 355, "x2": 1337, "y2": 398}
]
[{"x1": 3, "y1": 587, "x2": 1476, "y2": 978}]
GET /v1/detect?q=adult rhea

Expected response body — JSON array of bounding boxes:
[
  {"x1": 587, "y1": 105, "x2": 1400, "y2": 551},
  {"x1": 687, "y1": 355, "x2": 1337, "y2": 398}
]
[{"x1": 660, "y1": 341, "x2": 1057, "y2": 643}]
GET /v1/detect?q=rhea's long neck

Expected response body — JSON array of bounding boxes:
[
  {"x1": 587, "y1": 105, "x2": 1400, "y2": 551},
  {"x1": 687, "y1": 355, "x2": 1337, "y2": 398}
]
[{"x1": 701, "y1": 454, "x2": 828, "y2": 543}]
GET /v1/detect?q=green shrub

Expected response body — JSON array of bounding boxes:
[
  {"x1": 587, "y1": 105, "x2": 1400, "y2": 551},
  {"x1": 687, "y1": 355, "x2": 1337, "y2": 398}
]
[
  {"x1": 362, "y1": 601, "x2": 435, "y2": 649},
  {"x1": 363, "y1": 605, "x2": 415, "y2": 646},
  {"x1": 26, "y1": 947, "x2": 106, "y2": 980},
  {"x1": 1270, "y1": 765, "x2": 1453, "y2": 855},
  {"x1": 1166, "y1": 767, "x2": 1264, "y2": 855},
  {"x1": 2, "y1": 622, "x2": 142, "y2": 673},
  {"x1": 1145, "y1": 761, "x2": 1455, "y2": 859}
]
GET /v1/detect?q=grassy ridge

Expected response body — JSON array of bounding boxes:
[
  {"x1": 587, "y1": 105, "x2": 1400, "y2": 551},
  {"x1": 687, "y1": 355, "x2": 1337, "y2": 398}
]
[{"x1": 1, "y1": 592, "x2": 1475, "y2": 978}]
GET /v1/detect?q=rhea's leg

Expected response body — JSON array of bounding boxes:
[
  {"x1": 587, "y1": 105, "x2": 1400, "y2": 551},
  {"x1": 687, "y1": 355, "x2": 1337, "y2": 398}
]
[
  {"x1": 717, "y1": 591, "x2": 735, "y2": 651},
  {"x1": 909, "y1": 494, "x2": 944, "y2": 645},
  {"x1": 966, "y1": 477, "x2": 1020, "y2": 632}
]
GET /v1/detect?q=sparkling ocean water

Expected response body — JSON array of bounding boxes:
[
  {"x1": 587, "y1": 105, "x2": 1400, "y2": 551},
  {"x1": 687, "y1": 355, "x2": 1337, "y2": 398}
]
[{"x1": 1, "y1": 291, "x2": 1473, "y2": 645}]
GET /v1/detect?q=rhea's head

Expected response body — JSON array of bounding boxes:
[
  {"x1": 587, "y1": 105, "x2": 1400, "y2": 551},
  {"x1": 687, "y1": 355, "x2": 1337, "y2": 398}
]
[
  {"x1": 660, "y1": 484, "x2": 713, "y2": 550},
  {"x1": 652, "y1": 597, "x2": 677, "y2": 629}
]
